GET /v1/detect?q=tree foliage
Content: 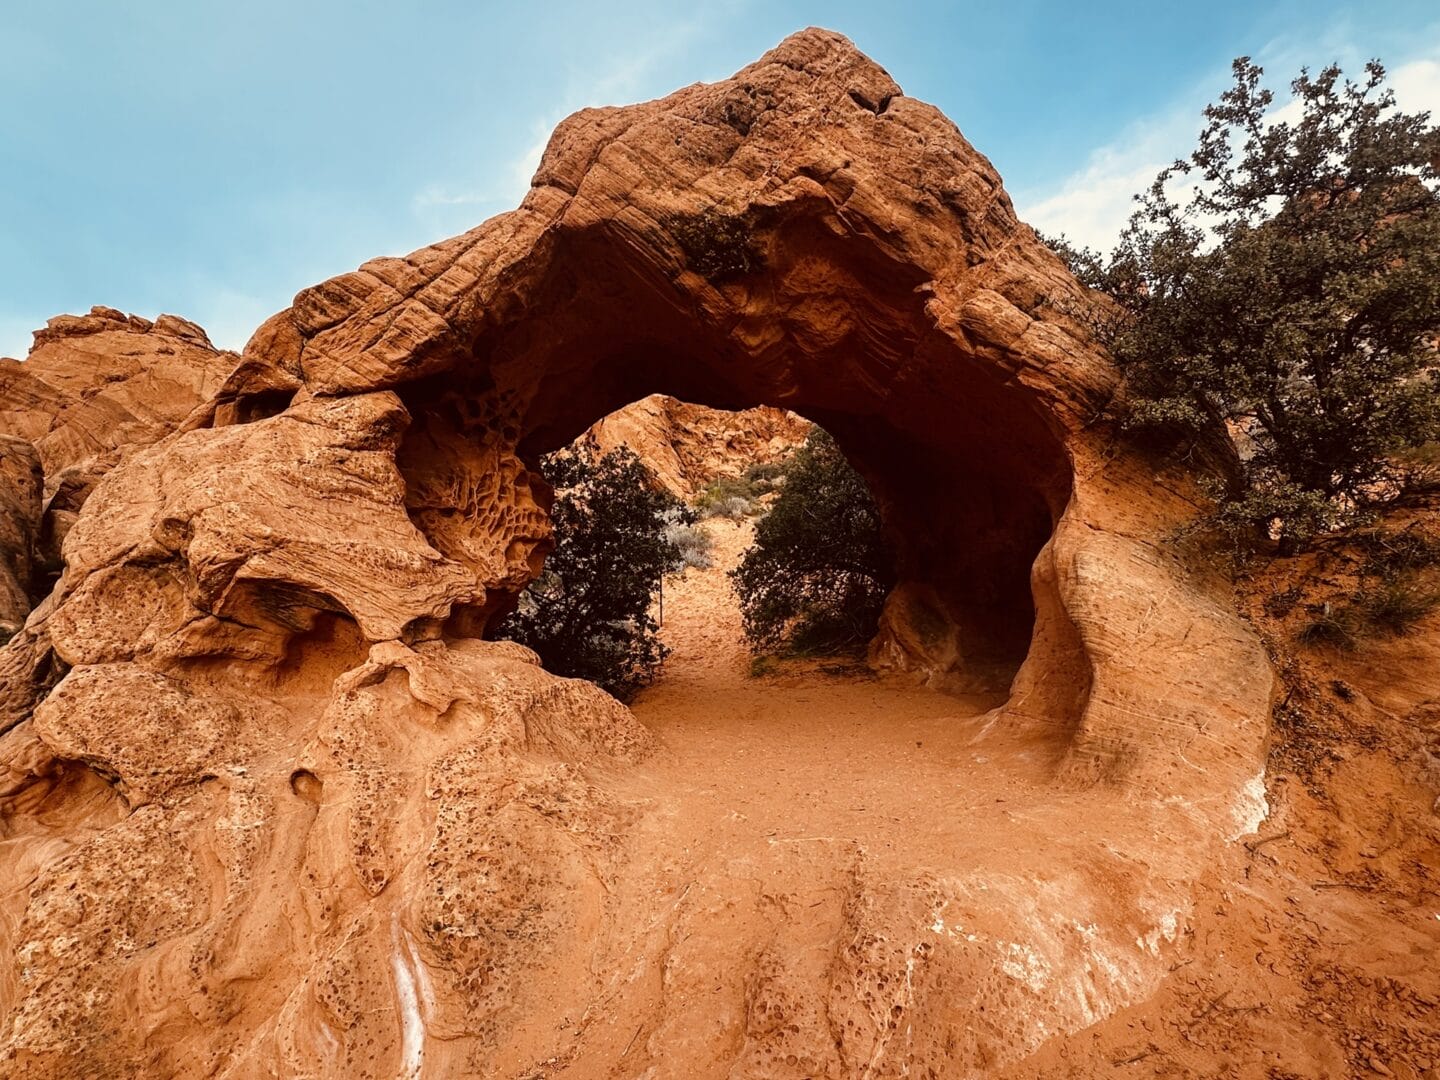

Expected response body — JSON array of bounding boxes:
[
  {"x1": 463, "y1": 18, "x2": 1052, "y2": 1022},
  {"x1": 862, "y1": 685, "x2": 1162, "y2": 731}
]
[
  {"x1": 1049, "y1": 57, "x2": 1440, "y2": 549},
  {"x1": 494, "y1": 443, "x2": 686, "y2": 699},
  {"x1": 730, "y1": 427, "x2": 895, "y2": 653}
]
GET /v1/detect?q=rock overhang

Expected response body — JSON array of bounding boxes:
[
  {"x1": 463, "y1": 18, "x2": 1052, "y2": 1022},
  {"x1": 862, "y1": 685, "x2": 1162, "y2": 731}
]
[{"x1": 0, "y1": 27, "x2": 1278, "y2": 1079}]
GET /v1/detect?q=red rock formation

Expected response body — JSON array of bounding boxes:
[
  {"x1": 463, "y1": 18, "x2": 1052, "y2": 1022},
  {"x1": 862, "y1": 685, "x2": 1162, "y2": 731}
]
[
  {"x1": 0, "y1": 30, "x2": 1276, "y2": 1078},
  {"x1": 0, "y1": 308, "x2": 241, "y2": 732},
  {"x1": 0, "y1": 306, "x2": 239, "y2": 619},
  {"x1": 0, "y1": 437, "x2": 42, "y2": 638},
  {"x1": 0, "y1": 306, "x2": 235, "y2": 482},
  {"x1": 583, "y1": 394, "x2": 809, "y2": 498}
]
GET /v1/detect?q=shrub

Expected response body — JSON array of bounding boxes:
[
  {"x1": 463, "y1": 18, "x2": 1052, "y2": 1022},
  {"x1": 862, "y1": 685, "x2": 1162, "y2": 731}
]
[
  {"x1": 693, "y1": 477, "x2": 733, "y2": 513},
  {"x1": 493, "y1": 445, "x2": 688, "y2": 699},
  {"x1": 730, "y1": 427, "x2": 895, "y2": 653},
  {"x1": 717, "y1": 495, "x2": 754, "y2": 520},
  {"x1": 692, "y1": 458, "x2": 793, "y2": 519},
  {"x1": 694, "y1": 475, "x2": 761, "y2": 519},
  {"x1": 1352, "y1": 525, "x2": 1440, "y2": 576},
  {"x1": 663, "y1": 512, "x2": 715, "y2": 570},
  {"x1": 742, "y1": 460, "x2": 784, "y2": 494},
  {"x1": 1360, "y1": 579, "x2": 1440, "y2": 635},
  {"x1": 1300, "y1": 580, "x2": 1440, "y2": 648},
  {"x1": 669, "y1": 209, "x2": 762, "y2": 281},
  {"x1": 1049, "y1": 58, "x2": 1440, "y2": 551}
]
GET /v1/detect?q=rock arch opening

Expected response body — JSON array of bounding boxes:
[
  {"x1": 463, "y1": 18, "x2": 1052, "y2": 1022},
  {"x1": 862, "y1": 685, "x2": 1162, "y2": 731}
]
[
  {"x1": 433, "y1": 386, "x2": 1065, "y2": 700},
  {"x1": 174, "y1": 11, "x2": 1236, "y2": 785},
  {"x1": 385, "y1": 272, "x2": 1073, "y2": 698}
]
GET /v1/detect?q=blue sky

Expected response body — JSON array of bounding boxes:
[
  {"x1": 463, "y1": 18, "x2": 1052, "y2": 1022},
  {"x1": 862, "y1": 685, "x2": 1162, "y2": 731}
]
[{"x1": 3, "y1": 0, "x2": 1438, "y2": 359}]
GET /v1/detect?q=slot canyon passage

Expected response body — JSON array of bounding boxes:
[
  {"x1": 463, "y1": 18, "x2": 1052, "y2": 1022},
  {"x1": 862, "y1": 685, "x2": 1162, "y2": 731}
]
[{"x1": 0, "y1": 28, "x2": 1307, "y2": 1080}]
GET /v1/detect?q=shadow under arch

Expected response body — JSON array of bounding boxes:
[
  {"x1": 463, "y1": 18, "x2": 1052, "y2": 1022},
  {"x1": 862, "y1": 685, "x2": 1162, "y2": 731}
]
[
  {"x1": 220, "y1": 25, "x2": 1267, "y2": 802},
  {"x1": 383, "y1": 199, "x2": 1079, "y2": 710}
]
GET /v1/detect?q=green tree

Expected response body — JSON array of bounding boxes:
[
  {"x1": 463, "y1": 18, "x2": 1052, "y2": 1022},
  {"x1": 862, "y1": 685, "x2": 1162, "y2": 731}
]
[
  {"x1": 1051, "y1": 58, "x2": 1440, "y2": 550},
  {"x1": 494, "y1": 443, "x2": 687, "y2": 699},
  {"x1": 730, "y1": 427, "x2": 895, "y2": 652}
]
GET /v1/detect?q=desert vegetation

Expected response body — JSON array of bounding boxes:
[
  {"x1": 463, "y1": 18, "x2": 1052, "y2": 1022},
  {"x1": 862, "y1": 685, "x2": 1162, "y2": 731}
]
[
  {"x1": 500, "y1": 418, "x2": 894, "y2": 688},
  {"x1": 661, "y1": 508, "x2": 715, "y2": 569},
  {"x1": 1046, "y1": 57, "x2": 1440, "y2": 553},
  {"x1": 493, "y1": 443, "x2": 690, "y2": 699},
  {"x1": 1295, "y1": 524, "x2": 1440, "y2": 647},
  {"x1": 692, "y1": 460, "x2": 784, "y2": 519}
]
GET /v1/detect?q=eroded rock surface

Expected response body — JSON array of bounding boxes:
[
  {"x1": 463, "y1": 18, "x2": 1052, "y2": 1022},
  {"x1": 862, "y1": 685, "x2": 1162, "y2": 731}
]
[
  {"x1": 0, "y1": 306, "x2": 236, "y2": 484},
  {"x1": 584, "y1": 393, "x2": 809, "y2": 497},
  {"x1": 0, "y1": 29, "x2": 1277, "y2": 1079},
  {"x1": 0, "y1": 307, "x2": 239, "y2": 633}
]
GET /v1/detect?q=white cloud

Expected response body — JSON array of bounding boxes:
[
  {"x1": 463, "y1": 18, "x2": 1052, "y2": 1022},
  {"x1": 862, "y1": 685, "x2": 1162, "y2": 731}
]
[
  {"x1": 1390, "y1": 56, "x2": 1440, "y2": 115},
  {"x1": 1015, "y1": 114, "x2": 1194, "y2": 251},
  {"x1": 409, "y1": 11, "x2": 719, "y2": 222},
  {"x1": 1014, "y1": 42, "x2": 1440, "y2": 253},
  {"x1": 412, "y1": 187, "x2": 504, "y2": 209},
  {"x1": 508, "y1": 116, "x2": 561, "y2": 193}
]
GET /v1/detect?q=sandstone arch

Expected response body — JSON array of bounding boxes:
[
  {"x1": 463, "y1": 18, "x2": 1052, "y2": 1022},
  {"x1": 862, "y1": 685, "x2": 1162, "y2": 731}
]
[
  {"x1": 0, "y1": 28, "x2": 1275, "y2": 1078},
  {"x1": 219, "y1": 27, "x2": 1266, "y2": 781}
]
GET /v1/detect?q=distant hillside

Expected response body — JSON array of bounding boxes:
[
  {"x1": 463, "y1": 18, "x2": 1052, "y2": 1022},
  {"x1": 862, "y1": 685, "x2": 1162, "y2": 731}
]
[{"x1": 581, "y1": 394, "x2": 809, "y2": 499}]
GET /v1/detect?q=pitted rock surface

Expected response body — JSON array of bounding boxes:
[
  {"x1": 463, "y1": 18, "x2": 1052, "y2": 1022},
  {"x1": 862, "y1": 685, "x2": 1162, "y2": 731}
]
[{"x1": 0, "y1": 29, "x2": 1275, "y2": 1079}]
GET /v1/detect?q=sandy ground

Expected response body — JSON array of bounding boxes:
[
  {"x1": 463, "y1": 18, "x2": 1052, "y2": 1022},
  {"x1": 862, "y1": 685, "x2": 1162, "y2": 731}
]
[
  {"x1": 630, "y1": 518, "x2": 1026, "y2": 850},
  {"x1": 628, "y1": 519, "x2": 1021, "y2": 877},
  {"x1": 570, "y1": 519, "x2": 1440, "y2": 1079},
  {"x1": 531, "y1": 519, "x2": 1090, "y2": 1077}
]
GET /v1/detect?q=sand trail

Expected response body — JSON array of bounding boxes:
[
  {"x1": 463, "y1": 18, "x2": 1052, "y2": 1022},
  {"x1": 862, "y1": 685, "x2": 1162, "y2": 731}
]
[
  {"x1": 535, "y1": 521, "x2": 1114, "y2": 1076},
  {"x1": 626, "y1": 520, "x2": 1040, "y2": 874}
]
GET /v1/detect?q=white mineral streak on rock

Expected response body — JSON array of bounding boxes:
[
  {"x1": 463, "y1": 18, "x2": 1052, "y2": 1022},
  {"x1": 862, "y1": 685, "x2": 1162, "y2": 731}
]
[
  {"x1": 391, "y1": 915, "x2": 426, "y2": 1080},
  {"x1": 1230, "y1": 769, "x2": 1271, "y2": 839}
]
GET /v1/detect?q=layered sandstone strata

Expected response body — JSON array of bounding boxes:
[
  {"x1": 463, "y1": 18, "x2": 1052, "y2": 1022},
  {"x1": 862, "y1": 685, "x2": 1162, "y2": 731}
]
[{"x1": 0, "y1": 29, "x2": 1272, "y2": 1079}]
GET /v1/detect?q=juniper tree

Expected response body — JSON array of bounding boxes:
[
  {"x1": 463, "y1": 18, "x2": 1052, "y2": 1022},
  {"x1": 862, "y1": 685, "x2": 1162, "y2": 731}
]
[
  {"x1": 730, "y1": 427, "x2": 894, "y2": 653},
  {"x1": 495, "y1": 444, "x2": 687, "y2": 699},
  {"x1": 1051, "y1": 58, "x2": 1440, "y2": 550}
]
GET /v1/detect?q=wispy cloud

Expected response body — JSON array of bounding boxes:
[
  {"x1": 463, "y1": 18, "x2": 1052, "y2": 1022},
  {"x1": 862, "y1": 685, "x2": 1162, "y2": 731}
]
[
  {"x1": 412, "y1": 187, "x2": 505, "y2": 209},
  {"x1": 1014, "y1": 38, "x2": 1440, "y2": 252},
  {"x1": 188, "y1": 286, "x2": 278, "y2": 353},
  {"x1": 410, "y1": 11, "x2": 719, "y2": 222}
]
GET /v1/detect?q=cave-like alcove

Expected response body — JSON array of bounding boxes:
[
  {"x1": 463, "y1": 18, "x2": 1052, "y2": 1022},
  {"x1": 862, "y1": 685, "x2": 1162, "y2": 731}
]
[{"x1": 383, "y1": 210, "x2": 1075, "y2": 697}]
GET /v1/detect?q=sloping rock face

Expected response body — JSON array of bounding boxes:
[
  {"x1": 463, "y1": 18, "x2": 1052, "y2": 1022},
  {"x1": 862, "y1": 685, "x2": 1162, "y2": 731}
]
[
  {"x1": 0, "y1": 308, "x2": 240, "y2": 730},
  {"x1": 0, "y1": 30, "x2": 1274, "y2": 1078},
  {"x1": 0, "y1": 306, "x2": 236, "y2": 482},
  {"x1": 583, "y1": 393, "x2": 809, "y2": 498},
  {"x1": 0, "y1": 307, "x2": 239, "y2": 617}
]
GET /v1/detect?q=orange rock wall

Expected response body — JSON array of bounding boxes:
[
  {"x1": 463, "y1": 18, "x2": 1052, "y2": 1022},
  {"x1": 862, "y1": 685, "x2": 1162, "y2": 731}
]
[{"x1": 0, "y1": 30, "x2": 1276, "y2": 1078}]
